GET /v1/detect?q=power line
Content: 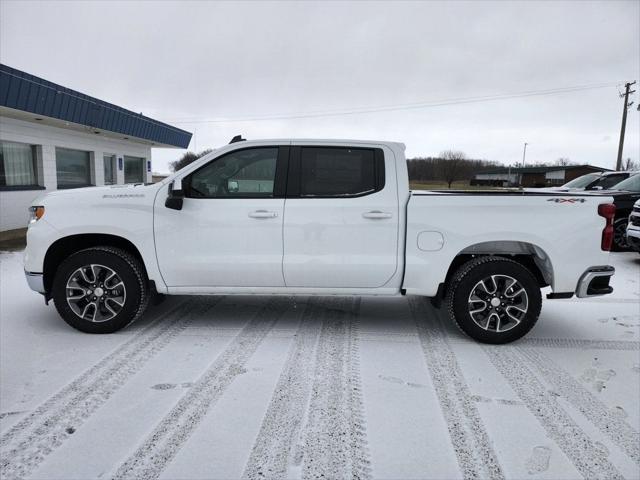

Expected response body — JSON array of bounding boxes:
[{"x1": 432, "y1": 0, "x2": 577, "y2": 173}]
[{"x1": 165, "y1": 81, "x2": 622, "y2": 124}]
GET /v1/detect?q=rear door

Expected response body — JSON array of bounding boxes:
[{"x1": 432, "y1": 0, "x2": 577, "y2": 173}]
[{"x1": 282, "y1": 143, "x2": 399, "y2": 288}]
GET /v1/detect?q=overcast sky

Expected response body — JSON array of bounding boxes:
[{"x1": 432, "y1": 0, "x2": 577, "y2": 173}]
[{"x1": 1, "y1": 0, "x2": 638, "y2": 173}]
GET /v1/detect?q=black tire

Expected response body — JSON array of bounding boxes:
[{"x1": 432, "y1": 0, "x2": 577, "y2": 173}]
[
  {"x1": 612, "y1": 218, "x2": 630, "y2": 252},
  {"x1": 52, "y1": 246, "x2": 149, "y2": 333},
  {"x1": 446, "y1": 256, "x2": 542, "y2": 344}
]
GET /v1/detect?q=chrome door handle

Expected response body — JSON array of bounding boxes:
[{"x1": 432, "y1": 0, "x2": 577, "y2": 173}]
[
  {"x1": 362, "y1": 211, "x2": 392, "y2": 219},
  {"x1": 248, "y1": 210, "x2": 278, "y2": 219}
]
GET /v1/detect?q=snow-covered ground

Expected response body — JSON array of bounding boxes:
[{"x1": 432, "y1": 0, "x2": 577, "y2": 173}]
[{"x1": 0, "y1": 250, "x2": 638, "y2": 480}]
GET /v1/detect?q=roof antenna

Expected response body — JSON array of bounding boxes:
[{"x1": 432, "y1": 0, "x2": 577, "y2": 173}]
[{"x1": 229, "y1": 135, "x2": 246, "y2": 144}]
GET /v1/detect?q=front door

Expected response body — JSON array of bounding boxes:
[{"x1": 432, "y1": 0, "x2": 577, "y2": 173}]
[
  {"x1": 282, "y1": 145, "x2": 399, "y2": 288},
  {"x1": 154, "y1": 146, "x2": 288, "y2": 287}
]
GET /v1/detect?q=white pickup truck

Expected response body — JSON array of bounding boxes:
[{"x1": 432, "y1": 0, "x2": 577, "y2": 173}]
[{"x1": 24, "y1": 139, "x2": 617, "y2": 343}]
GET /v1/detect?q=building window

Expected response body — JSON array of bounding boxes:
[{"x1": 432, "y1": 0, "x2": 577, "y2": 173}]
[
  {"x1": 104, "y1": 155, "x2": 116, "y2": 185},
  {"x1": 124, "y1": 156, "x2": 145, "y2": 184},
  {"x1": 0, "y1": 140, "x2": 39, "y2": 189},
  {"x1": 56, "y1": 147, "x2": 92, "y2": 189}
]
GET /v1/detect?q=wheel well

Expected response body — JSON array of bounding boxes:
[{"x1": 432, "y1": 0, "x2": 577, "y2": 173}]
[
  {"x1": 437, "y1": 243, "x2": 553, "y2": 301},
  {"x1": 43, "y1": 234, "x2": 146, "y2": 294}
]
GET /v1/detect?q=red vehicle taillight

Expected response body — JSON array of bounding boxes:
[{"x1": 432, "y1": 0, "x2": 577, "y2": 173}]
[{"x1": 598, "y1": 203, "x2": 616, "y2": 251}]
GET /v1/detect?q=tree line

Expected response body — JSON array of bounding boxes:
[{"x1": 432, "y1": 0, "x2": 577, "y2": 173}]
[{"x1": 407, "y1": 151, "x2": 500, "y2": 187}]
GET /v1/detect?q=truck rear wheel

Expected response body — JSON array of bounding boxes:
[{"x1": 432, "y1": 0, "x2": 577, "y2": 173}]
[
  {"x1": 52, "y1": 246, "x2": 149, "y2": 333},
  {"x1": 446, "y1": 256, "x2": 542, "y2": 344}
]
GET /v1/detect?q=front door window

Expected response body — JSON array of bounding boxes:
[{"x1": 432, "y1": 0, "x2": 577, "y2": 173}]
[{"x1": 185, "y1": 148, "x2": 278, "y2": 198}]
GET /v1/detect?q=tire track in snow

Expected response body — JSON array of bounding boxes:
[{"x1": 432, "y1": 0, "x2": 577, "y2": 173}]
[
  {"x1": 301, "y1": 297, "x2": 372, "y2": 480},
  {"x1": 409, "y1": 297, "x2": 505, "y2": 480},
  {"x1": 343, "y1": 299, "x2": 371, "y2": 480},
  {"x1": 0, "y1": 298, "x2": 213, "y2": 480},
  {"x1": 518, "y1": 346, "x2": 640, "y2": 465},
  {"x1": 241, "y1": 297, "x2": 322, "y2": 479},
  {"x1": 484, "y1": 346, "x2": 625, "y2": 480},
  {"x1": 112, "y1": 298, "x2": 290, "y2": 480},
  {"x1": 517, "y1": 338, "x2": 640, "y2": 351}
]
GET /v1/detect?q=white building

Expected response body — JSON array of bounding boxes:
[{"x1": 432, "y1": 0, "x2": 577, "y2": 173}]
[
  {"x1": 471, "y1": 165, "x2": 609, "y2": 188},
  {"x1": 0, "y1": 64, "x2": 191, "y2": 233}
]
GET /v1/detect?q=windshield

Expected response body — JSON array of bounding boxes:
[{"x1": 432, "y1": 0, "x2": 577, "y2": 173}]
[
  {"x1": 562, "y1": 173, "x2": 600, "y2": 188},
  {"x1": 610, "y1": 174, "x2": 640, "y2": 192}
]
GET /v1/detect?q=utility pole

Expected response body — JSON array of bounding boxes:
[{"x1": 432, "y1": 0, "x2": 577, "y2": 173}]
[
  {"x1": 519, "y1": 143, "x2": 529, "y2": 187},
  {"x1": 193, "y1": 127, "x2": 198, "y2": 152},
  {"x1": 616, "y1": 81, "x2": 636, "y2": 171}
]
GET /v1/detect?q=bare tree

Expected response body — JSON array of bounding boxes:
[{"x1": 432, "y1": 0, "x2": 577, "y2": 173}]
[
  {"x1": 169, "y1": 148, "x2": 213, "y2": 172},
  {"x1": 555, "y1": 157, "x2": 572, "y2": 166},
  {"x1": 439, "y1": 150, "x2": 467, "y2": 188},
  {"x1": 624, "y1": 157, "x2": 639, "y2": 171}
]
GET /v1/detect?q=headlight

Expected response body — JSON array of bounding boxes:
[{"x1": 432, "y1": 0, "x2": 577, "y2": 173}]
[{"x1": 28, "y1": 206, "x2": 45, "y2": 224}]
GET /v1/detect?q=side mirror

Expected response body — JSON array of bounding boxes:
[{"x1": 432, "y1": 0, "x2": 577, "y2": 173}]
[
  {"x1": 165, "y1": 179, "x2": 184, "y2": 210},
  {"x1": 590, "y1": 186, "x2": 604, "y2": 191}
]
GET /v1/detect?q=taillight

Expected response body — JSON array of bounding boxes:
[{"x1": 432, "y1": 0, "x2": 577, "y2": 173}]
[{"x1": 598, "y1": 203, "x2": 616, "y2": 251}]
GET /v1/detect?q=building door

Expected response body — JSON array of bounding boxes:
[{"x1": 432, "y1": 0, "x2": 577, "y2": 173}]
[
  {"x1": 124, "y1": 156, "x2": 145, "y2": 184},
  {"x1": 103, "y1": 155, "x2": 116, "y2": 185}
]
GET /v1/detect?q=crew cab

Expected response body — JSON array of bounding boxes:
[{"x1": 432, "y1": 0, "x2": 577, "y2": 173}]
[{"x1": 24, "y1": 139, "x2": 617, "y2": 343}]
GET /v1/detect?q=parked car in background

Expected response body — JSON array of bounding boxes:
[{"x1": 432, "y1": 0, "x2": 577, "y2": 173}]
[
  {"x1": 626, "y1": 199, "x2": 640, "y2": 253},
  {"x1": 595, "y1": 173, "x2": 640, "y2": 251},
  {"x1": 555, "y1": 171, "x2": 634, "y2": 192}
]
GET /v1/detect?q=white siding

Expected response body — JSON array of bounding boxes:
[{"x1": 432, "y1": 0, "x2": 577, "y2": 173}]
[
  {"x1": 475, "y1": 173, "x2": 518, "y2": 183},
  {"x1": 545, "y1": 169, "x2": 566, "y2": 180},
  {"x1": 0, "y1": 116, "x2": 153, "y2": 231}
]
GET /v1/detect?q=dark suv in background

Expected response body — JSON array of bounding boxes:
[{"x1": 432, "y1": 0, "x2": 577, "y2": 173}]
[
  {"x1": 556, "y1": 171, "x2": 634, "y2": 192},
  {"x1": 594, "y1": 174, "x2": 640, "y2": 251}
]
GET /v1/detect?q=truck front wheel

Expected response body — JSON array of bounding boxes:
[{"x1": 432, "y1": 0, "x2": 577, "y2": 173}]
[
  {"x1": 51, "y1": 246, "x2": 149, "y2": 333},
  {"x1": 446, "y1": 256, "x2": 542, "y2": 344}
]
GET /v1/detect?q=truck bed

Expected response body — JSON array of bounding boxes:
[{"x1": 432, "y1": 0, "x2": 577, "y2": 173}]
[{"x1": 403, "y1": 190, "x2": 612, "y2": 296}]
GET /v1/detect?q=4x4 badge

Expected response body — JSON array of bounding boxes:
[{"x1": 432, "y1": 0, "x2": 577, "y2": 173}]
[{"x1": 547, "y1": 198, "x2": 586, "y2": 203}]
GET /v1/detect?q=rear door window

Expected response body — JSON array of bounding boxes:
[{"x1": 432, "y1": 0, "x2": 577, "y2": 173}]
[{"x1": 298, "y1": 147, "x2": 382, "y2": 197}]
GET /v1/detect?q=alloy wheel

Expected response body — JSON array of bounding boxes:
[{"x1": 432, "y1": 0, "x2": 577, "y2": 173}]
[
  {"x1": 467, "y1": 274, "x2": 528, "y2": 333},
  {"x1": 66, "y1": 264, "x2": 126, "y2": 322}
]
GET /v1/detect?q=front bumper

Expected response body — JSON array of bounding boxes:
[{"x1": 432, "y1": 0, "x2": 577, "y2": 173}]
[
  {"x1": 627, "y1": 235, "x2": 640, "y2": 252},
  {"x1": 626, "y1": 225, "x2": 640, "y2": 252},
  {"x1": 575, "y1": 266, "x2": 615, "y2": 298},
  {"x1": 25, "y1": 271, "x2": 45, "y2": 294}
]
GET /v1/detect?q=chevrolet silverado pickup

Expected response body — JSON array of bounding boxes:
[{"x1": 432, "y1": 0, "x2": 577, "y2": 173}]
[{"x1": 24, "y1": 139, "x2": 617, "y2": 343}]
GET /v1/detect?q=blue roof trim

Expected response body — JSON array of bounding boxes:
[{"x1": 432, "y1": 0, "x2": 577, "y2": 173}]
[{"x1": 0, "y1": 64, "x2": 192, "y2": 148}]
